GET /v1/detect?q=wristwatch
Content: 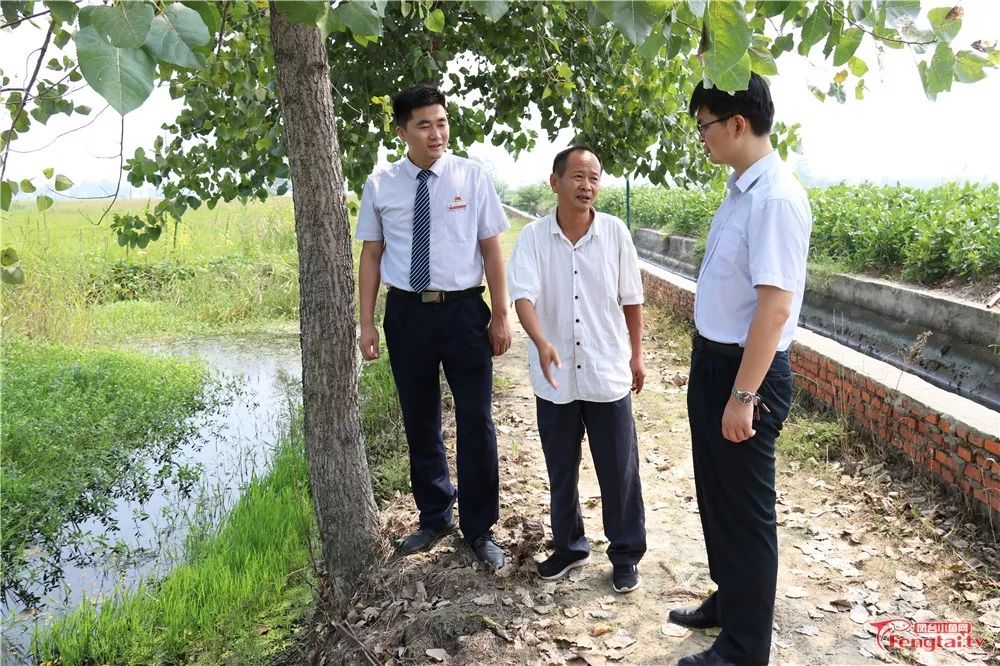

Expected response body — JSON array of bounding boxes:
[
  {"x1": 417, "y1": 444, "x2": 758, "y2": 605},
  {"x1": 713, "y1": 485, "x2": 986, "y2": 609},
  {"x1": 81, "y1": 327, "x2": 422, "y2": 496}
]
[{"x1": 731, "y1": 388, "x2": 756, "y2": 405}]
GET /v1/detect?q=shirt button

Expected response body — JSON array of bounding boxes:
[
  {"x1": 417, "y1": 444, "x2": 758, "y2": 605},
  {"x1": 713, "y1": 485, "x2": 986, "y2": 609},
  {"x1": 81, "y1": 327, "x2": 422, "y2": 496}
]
[
  {"x1": 575, "y1": 319, "x2": 580, "y2": 323},
  {"x1": 576, "y1": 364, "x2": 581, "y2": 369},
  {"x1": 574, "y1": 295, "x2": 578, "y2": 300},
  {"x1": 576, "y1": 341, "x2": 580, "y2": 346},
  {"x1": 574, "y1": 270, "x2": 578, "y2": 274}
]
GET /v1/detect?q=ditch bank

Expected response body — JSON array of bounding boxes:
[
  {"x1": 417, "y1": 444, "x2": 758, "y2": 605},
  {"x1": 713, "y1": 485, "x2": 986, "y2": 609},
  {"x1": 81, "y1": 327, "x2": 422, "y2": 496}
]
[{"x1": 633, "y1": 228, "x2": 1000, "y2": 412}]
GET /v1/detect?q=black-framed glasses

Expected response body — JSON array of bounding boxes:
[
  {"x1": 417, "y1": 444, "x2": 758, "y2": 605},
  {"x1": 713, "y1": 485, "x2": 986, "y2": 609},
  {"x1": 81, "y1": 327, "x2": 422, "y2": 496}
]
[{"x1": 696, "y1": 115, "x2": 733, "y2": 136}]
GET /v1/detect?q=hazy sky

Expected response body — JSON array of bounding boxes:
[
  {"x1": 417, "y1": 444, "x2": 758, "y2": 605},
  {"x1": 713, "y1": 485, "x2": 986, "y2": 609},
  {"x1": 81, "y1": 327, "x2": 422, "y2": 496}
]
[{"x1": 2, "y1": 1, "x2": 998, "y2": 195}]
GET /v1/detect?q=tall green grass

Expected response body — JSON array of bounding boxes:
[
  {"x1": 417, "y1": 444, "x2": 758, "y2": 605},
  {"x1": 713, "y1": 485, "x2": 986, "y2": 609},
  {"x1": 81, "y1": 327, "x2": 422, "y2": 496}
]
[
  {"x1": 2, "y1": 198, "x2": 301, "y2": 343},
  {"x1": 0, "y1": 335, "x2": 214, "y2": 602},
  {"x1": 32, "y1": 414, "x2": 315, "y2": 665}
]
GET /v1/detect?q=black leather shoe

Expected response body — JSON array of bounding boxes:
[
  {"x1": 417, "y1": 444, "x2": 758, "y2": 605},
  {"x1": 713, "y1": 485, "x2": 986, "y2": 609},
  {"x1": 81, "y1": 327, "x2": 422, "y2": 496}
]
[
  {"x1": 397, "y1": 522, "x2": 452, "y2": 555},
  {"x1": 677, "y1": 649, "x2": 737, "y2": 666},
  {"x1": 471, "y1": 532, "x2": 505, "y2": 568},
  {"x1": 669, "y1": 594, "x2": 720, "y2": 629}
]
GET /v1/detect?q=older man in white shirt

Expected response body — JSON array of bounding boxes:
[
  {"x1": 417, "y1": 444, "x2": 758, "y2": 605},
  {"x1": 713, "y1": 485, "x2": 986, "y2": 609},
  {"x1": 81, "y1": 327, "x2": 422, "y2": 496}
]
[
  {"x1": 508, "y1": 146, "x2": 647, "y2": 594},
  {"x1": 669, "y1": 74, "x2": 813, "y2": 666}
]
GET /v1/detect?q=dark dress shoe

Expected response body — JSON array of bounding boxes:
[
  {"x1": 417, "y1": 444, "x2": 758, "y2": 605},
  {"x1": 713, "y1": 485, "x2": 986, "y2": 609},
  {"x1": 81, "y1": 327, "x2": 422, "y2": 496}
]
[
  {"x1": 669, "y1": 594, "x2": 720, "y2": 629},
  {"x1": 397, "y1": 522, "x2": 452, "y2": 555},
  {"x1": 677, "y1": 649, "x2": 737, "y2": 666},
  {"x1": 471, "y1": 532, "x2": 505, "y2": 568}
]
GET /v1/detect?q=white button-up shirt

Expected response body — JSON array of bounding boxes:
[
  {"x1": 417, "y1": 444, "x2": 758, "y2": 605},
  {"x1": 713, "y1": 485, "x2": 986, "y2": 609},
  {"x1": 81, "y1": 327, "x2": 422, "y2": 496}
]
[
  {"x1": 355, "y1": 153, "x2": 509, "y2": 291},
  {"x1": 694, "y1": 151, "x2": 812, "y2": 351},
  {"x1": 508, "y1": 212, "x2": 644, "y2": 404}
]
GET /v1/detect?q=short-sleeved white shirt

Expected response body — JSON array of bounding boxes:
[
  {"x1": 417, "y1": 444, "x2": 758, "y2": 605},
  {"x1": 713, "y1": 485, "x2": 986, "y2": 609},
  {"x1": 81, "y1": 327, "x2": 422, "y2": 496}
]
[
  {"x1": 508, "y1": 211, "x2": 644, "y2": 404},
  {"x1": 694, "y1": 151, "x2": 812, "y2": 351},
  {"x1": 355, "y1": 153, "x2": 509, "y2": 291}
]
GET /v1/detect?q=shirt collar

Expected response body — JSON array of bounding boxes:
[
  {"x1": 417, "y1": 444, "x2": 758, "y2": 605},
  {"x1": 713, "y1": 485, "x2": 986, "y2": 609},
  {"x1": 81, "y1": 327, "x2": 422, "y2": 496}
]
[
  {"x1": 728, "y1": 151, "x2": 778, "y2": 194},
  {"x1": 403, "y1": 153, "x2": 448, "y2": 179},
  {"x1": 548, "y1": 208, "x2": 601, "y2": 237}
]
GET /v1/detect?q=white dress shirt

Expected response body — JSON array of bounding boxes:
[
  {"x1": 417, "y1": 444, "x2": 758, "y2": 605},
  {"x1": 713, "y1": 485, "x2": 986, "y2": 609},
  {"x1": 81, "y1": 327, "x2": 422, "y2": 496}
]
[
  {"x1": 355, "y1": 153, "x2": 509, "y2": 291},
  {"x1": 508, "y1": 212, "x2": 644, "y2": 404},
  {"x1": 694, "y1": 152, "x2": 812, "y2": 351}
]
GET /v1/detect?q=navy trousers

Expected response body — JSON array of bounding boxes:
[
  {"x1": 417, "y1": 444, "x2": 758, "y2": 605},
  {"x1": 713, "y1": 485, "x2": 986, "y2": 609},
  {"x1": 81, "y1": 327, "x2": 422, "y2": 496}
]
[
  {"x1": 536, "y1": 395, "x2": 646, "y2": 566},
  {"x1": 383, "y1": 292, "x2": 499, "y2": 543},
  {"x1": 688, "y1": 337, "x2": 793, "y2": 666}
]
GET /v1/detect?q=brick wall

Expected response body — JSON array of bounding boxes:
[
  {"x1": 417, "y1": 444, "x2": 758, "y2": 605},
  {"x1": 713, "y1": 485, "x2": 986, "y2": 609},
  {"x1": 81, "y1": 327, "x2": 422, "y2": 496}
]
[{"x1": 641, "y1": 271, "x2": 1000, "y2": 517}]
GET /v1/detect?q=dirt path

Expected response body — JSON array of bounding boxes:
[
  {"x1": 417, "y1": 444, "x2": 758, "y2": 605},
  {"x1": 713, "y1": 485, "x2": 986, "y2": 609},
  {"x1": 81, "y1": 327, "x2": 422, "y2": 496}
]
[{"x1": 324, "y1": 308, "x2": 998, "y2": 666}]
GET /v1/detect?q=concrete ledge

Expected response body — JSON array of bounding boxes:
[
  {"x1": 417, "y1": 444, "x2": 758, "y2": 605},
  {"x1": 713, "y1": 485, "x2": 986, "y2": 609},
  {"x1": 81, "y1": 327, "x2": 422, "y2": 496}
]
[
  {"x1": 640, "y1": 259, "x2": 1000, "y2": 518},
  {"x1": 634, "y1": 228, "x2": 1000, "y2": 411}
]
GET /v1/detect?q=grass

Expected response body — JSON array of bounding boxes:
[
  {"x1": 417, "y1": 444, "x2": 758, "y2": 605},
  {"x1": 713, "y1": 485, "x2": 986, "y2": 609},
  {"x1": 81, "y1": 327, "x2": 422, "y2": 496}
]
[
  {"x1": 2, "y1": 198, "x2": 301, "y2": 344},
  {"x1": 32, "y1": 413, "x2": 316, "y2": 666},
  {"x1": 0, "y1": 335, "x2": 217, "y2": 603}
]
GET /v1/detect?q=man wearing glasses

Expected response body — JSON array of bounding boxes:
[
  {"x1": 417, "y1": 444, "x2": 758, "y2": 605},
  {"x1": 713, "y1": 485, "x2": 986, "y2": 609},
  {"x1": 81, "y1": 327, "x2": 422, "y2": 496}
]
[{"x1": 669, "y1": 74, "x2": 812, "y2": 666}]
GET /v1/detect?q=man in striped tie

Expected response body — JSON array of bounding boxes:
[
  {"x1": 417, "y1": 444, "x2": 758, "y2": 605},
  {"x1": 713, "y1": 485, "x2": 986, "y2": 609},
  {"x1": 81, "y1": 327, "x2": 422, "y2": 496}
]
[{"x1": 356, "y1": 85, "x2": 511, "y2": 568}]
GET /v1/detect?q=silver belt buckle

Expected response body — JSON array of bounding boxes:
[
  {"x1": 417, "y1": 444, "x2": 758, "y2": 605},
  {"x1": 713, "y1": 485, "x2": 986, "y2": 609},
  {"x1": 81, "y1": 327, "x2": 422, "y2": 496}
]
[{"x1": 421, "y1": 290, "x2": 444, "y2": 303}]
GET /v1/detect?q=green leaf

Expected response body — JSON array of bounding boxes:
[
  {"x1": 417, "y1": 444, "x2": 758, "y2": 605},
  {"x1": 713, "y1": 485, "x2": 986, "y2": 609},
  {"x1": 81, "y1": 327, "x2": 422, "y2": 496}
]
[
  {"x1": 0, "y1": 182, "x2": 11, "y2": 212},
  {"x1": 76, "y1": 26, "x2": 155, "y2": 115},
  {"x1": 798, "y1": 3, "x2": 830, "y2": 54},
  {"x1": 748, "y1": 44, "x2": 777, "y2": 75},
  {"x1": 44, "y1": 0, "x2": 78, "y2": 24},
  {"x1": 770, "y1": 33, "x2": 793, "y2": 57},
  {"x1": 2, "y1": 266, "x2": 25, "y2": 285},
  {"x1": 43, "y1": 168, "x2": 54, "y2": 179},
  {"x1": 36, "y1": 195, "x2": 54, "y2": 212},
  {"x1": 180, "y1": 1, "x2": 222, "y2": 36},
  {"x1": 1, "y1": 247, "x2": 19, "y2": 266},
  {"x1": 143, "y1": 3, "x2": 210, "y2": 69},
  {"x1": 928, "y1": 6, "x2": 962, "y2": 43},
  {"x1": 925, "y1": 42, "x2": 956, "y2": 95},
  {"x1": 637, "y1": 29, "x2": 666, "y2": 60},
  {"x1": 277, "y1": 1, "x2": 328, "y2": 24},
  {"x1": 331, "y1": 1, "x2": 383, "y2": 37},
  {"x1": 886, "y1": 0, "x2": 920, "y2": 27},
  {"x1": 19, "y1": 179, "x2": 36, "y2": 193},
  {"x1": 54, "y1": 174, "x2": 73, "y2": 191},
  {"x1": 470, "y1": 0, "x2": 509, "y2": 22},
  {"x1": 833, "y1": 28, "x2": 863, "y2": 66},
  {"x1": 847, "y1": 56, "x2": 868, "y2": 77},
  {"x1": 609, "y1": 0, "x2": 657, "y2": 46},
  {"x1": 424, "y1": 8, "x2": 445, "y2": 32},
  {"x1": 855, "y1": 79, "x2": 865, "y2": 100},
  {"x1": 705, "y1": 1, "x2": 751, "y2": 87},
  {"x1": 708, "y1": 51, "x2": 751, "y2": 92},
  {"x1": 954, "y1": 50, "x2": 987, "y2": 83},
  {"x1": 80, "y1": 3, "x2": 154, "y2": 48}
]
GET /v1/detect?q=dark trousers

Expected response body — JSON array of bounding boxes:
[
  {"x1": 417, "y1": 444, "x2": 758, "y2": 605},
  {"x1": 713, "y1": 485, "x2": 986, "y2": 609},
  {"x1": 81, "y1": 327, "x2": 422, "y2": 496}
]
[
  {"x1": 383, "y1": 292, "x2": 499, "y2": 543},
  {"x1": 688, "y1": 336, "x2": 793, "y2": 666},
  {"x1": 536, "y1": 395, "x2": 646, "y2": 566}
]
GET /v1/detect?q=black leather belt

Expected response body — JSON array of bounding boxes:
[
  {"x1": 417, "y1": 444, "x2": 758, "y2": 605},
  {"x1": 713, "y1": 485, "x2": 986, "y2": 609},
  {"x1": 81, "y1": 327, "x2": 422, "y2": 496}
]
[
  {"x1": 388, "y1": 285, "x2": 485, "y2": 303},
  {"x1": 693, "y1": 333, "x2": 744, "y2": 359}
]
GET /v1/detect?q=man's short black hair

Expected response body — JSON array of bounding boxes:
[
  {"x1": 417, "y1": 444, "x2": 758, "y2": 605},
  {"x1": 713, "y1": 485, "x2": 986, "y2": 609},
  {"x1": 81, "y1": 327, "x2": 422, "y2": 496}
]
[
  {"x1": 688, "y1": 73, "x2": 774, "y2": 136},
  {"x1": 393, "y1": 85, "x2": 446, "y2": 126},
  {"x1": 552, "y1": 145, "x2": 603, "y2": 176}
]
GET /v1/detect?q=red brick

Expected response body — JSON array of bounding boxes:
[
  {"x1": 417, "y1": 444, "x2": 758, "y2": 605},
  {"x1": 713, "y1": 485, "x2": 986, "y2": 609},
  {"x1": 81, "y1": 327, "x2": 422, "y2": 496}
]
[
  {"x1": 964, "y1": 464, "x2": 981, "y2": 481},
  {"x1": 969, "y1": 432, "x2": 986, "y2": 450},
  {"x1": 941, "y1": 467, "x2": 956, "y2": 485},
  {"x1": 917, "y1": 421, "x2": 928, "y2": 434},
  {"x1": 986, "y1": 439, "x2": 1000, "y2": 456},
  {"x1": 956, "y1": 424, "x2": 969, "y2": 440},
  {"x1": 926, "y1": 413, "x2": 939, "y2": 426},
  {"x1": 940, "y1": 418, "x2": 952, "y2": 434},
  {"x1": 958, "y1": 447, "x2": 973, "y2": 463},
  {"x1": 992, "y1": 493, "x2": 1000, "y2": 514}
]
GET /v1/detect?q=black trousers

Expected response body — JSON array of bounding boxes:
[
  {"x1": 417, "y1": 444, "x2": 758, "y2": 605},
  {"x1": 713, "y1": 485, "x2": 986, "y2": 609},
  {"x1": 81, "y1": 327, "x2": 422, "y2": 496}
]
[
  {"x1": 688, "y1": 337, "x2": 793, "y2": 666},
  {"x1": 383, "y1": 292, "x2": 499, "y2": 543},
  {"x1": 536, "y1": 395, "x2": 646, "y2": 566}
]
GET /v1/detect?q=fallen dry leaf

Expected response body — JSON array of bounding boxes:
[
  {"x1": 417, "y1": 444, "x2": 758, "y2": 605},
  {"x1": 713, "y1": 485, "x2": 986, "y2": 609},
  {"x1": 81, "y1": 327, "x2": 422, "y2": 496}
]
[
  {"x1": 591, "y1": 624, "x2": 612, "y2": 638},
  {"x1": 603, "y1": 630, "x2": 636, "y2": 650},
  {"x1": 661, "y1": 623, "x2": 689, "y2": 638},
  {"x1": 795, "y1": 625, "x2": 820, "y2": 636},
  {"x1": 785, "y1": 586, "x2": 808, "y2": 599},
  {"x1": 425, "y1": 648, "x2": 448, "y2": 662}
]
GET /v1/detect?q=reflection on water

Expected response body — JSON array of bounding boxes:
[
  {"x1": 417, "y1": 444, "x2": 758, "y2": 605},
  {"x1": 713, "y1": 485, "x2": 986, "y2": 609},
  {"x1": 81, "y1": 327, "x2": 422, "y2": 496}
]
[{"x1": 1, "y1": 336, "x2": 302, "y2": 663}]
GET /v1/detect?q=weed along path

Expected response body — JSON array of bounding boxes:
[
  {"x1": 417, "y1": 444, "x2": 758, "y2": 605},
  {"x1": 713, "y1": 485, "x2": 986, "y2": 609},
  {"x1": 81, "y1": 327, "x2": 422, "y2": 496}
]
[
  {"x1": 1, "y1": 335, "x2": 302, "y2": 663},
  {"x1": 320, "y1": 306, "x2": 998, "y2": 666}
]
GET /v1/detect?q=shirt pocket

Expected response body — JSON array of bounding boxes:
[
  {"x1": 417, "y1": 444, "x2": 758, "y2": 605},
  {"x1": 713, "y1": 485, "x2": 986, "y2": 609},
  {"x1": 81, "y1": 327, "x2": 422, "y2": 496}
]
[
  {"x1": 707, "y1": 227, "x2": 744, "y2": 279},
  {"x1": 441, "y1": 204, "x2": 475, "y2": 243}
]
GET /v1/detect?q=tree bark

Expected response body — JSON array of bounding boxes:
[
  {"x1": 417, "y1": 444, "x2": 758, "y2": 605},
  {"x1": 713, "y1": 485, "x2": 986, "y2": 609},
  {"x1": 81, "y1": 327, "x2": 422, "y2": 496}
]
[{"x1": 268, "y1": 4, "x2": 379, "y2": 606}]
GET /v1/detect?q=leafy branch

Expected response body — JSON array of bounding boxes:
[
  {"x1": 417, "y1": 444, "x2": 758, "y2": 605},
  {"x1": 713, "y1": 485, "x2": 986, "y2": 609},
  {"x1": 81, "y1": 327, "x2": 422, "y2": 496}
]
[{"x1": 1, "y1": 23, "x2": 53, "y2": 185}]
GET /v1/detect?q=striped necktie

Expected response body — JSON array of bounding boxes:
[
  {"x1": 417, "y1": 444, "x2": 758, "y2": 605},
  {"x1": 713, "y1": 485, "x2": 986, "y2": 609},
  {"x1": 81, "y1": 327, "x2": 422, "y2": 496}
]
[{"x1": 410, "y1": 169, "x2": 433, "y2": 292}]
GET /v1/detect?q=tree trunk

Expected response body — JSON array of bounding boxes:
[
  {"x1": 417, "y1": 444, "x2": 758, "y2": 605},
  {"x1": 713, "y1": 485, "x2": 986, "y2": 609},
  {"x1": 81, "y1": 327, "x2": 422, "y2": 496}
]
[{"x1": 268, "y1": 4, "x2": 379, "y2": 607}]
